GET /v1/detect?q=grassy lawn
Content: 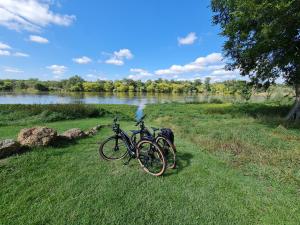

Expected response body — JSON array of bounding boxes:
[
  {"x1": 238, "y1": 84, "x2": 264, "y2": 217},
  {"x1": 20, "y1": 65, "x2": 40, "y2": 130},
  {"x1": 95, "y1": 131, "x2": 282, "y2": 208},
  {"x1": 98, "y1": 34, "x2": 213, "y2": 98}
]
[{"x1": 1, "y1": 103, "x2": 300, "y2": 224}]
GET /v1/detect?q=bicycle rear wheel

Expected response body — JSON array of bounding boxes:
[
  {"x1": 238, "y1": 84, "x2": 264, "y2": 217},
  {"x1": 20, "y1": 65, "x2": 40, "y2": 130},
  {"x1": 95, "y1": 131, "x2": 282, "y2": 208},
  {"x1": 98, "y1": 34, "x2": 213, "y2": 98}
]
[
  {"x1": 156, "y1": 136, "x2": 176, "y2": 169},
  {"x1": 99, "y1": 135, "x2": 128, "y2": 160},
  {"x1": 136, "y1": 140, "x2": 166, "y2": 176}
]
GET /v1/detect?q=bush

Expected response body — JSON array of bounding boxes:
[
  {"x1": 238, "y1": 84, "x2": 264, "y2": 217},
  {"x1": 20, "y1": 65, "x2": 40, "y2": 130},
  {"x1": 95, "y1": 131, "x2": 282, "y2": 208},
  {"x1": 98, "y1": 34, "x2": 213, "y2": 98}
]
[
  {"x1": 34, "y1": 83, "x2": 49, "y2": 91},
  {"x1": 209, "y1": 98, "x2": 223, "y2": 104},
  {"x1": 0, "y1": 104, "x2": 136, "y2": 126},
  {"x1": 0, "y1": 104, "x2": 105, "y2": 125}
]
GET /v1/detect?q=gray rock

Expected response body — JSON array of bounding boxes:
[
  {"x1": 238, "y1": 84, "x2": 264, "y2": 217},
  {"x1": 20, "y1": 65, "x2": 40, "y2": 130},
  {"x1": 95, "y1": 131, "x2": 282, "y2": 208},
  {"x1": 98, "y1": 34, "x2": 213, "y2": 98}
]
[
  {"x1": 92, "y1": 125, "x2": 102, "y2": 131},
  {"x1": 0, "y1": 139, "x2": 21, "y2": 158},
  {"x1": 84, "y1": 125, "x2": 103, "y2": 136},
  {"x1": 18, "y1": 127, "x2": 57, "y2": 147},
  {"x1": 61, "y1": 128, "x2": 86, "y2": 140}
]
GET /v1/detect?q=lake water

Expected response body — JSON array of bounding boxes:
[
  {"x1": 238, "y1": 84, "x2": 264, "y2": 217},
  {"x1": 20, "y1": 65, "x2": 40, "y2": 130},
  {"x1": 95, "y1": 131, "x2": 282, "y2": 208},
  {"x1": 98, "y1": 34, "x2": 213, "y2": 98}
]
[{"x1": 0, "y1": 92, "x2": 265, "y2": 119}]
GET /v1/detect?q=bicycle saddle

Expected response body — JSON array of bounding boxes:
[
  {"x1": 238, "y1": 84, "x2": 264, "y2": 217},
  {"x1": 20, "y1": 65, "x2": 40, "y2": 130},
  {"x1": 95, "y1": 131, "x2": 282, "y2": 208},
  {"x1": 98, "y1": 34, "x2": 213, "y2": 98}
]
[
  {"x1": 130, "y1": 130, "x2": 141, "y2": 135},
  {"x1": 151, "y1": 127, "x2": 159, "y2": 132}
]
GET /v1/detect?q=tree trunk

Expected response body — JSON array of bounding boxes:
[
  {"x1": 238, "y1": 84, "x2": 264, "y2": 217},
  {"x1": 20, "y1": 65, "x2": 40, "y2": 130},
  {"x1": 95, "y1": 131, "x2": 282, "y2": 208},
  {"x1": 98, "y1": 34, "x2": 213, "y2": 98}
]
[{"x1": 285, "y1": 83, "x2": 300, "y2": 121}]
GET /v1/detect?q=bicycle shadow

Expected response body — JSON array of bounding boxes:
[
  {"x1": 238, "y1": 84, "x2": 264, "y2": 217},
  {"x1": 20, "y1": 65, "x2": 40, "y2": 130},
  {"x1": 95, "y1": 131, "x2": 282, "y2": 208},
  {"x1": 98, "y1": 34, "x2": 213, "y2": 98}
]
[{"x1": 164, "y1": 151, "x2": 193, "y2": 176}]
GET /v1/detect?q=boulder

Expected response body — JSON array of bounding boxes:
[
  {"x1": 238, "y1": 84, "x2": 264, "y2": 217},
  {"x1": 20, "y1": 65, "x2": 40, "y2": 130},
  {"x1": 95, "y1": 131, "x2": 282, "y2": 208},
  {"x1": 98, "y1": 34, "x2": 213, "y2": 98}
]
[
  {"x1": 92, "y1": 125, "x2": 102, "y2": 131},
  {"x1": 84, "y1": 125, "x2": 103, "y2": 136},
  {"x1": 61, "y1": 128, "x2": 86, "y2": 140},
  {"x1": 0, "y1": 139, "x2": 21, "y2": 158},
  {"x1": 18, "y1": 127, "x2": 57, "y2": 147}
]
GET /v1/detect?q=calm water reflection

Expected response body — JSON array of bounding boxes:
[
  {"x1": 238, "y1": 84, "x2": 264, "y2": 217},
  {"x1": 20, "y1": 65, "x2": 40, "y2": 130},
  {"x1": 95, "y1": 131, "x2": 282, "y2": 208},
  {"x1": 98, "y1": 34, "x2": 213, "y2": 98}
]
[
  {"x1": 0, "y1": 92, "x2": 265, "y2": 119},
  {"x1": 0, "y1": 92, "x2": 252, "y2": 105}
]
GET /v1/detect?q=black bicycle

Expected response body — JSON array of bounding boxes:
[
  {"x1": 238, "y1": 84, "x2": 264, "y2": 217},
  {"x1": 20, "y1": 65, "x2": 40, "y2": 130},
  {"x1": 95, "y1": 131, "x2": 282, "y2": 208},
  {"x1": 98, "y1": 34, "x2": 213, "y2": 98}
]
[
  {"x1": 131, "y1": 115, "x2": 177, "y2": 169},
  {"x1": 99, "y1": 117, "x2": 167, "y2": 176}
]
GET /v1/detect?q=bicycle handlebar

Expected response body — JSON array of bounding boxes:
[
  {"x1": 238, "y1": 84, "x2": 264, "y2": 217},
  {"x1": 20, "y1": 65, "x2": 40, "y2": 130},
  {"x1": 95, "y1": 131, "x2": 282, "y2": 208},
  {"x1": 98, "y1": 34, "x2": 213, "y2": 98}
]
[{"x1": 135, "y1": 114, "x2": 146, "y2": 126}]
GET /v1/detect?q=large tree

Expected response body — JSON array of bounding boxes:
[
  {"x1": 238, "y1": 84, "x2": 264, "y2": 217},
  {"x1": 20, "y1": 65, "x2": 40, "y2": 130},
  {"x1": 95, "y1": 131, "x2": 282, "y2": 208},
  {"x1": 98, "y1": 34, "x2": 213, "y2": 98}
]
[{"x1": 211, "y1": 0, "x2": 300, "y2": 119}]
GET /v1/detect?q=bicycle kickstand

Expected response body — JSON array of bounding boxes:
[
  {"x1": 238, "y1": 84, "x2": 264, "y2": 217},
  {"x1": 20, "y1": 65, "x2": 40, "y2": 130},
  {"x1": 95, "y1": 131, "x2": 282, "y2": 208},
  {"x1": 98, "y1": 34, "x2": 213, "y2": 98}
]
[{"x1": 123, "y1": 156, "x2": 133, "y2": 166}]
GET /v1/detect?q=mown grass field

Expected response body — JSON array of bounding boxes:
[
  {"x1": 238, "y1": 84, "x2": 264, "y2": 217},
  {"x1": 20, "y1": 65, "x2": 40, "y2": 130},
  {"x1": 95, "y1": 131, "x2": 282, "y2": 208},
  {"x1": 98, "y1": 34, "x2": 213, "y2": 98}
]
[{"x1": 1, "y1": 103, "x2": 300, "y2": 225}]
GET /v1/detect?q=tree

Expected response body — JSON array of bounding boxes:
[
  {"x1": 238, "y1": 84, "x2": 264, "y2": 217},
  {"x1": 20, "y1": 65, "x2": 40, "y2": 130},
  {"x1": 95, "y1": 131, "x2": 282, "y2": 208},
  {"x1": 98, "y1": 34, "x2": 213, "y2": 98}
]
[
  {"x1": 82, "y1": 82, "x2": 102, "y2": 92},
  {"x1": 103, "y1": 81, "x2": 114, "y2": 92},
  {"x1": 34, "y1": 83, "x2": 49, "y2": 91},
  {"x1": 172, "y1": 83, "x2": 185, "y2": 93},
  {"x1": 66, "y1": 75, "x2": 84, "y2": 91},
  {"x1": 15, "y1": 81, "x2": 28, "y2": 90},
  {"x1": 204, "y1": 77, "x2": 211, "y2": 92},
  {"x1": 0, "y1": 81, "x2": 13, "y2": 91},
  {"x1": 238, "y1": 81, "x2": 252, "y2": 101},
  {"x1": 211, "y1": 0, "x2": 300, "y2": 120}
]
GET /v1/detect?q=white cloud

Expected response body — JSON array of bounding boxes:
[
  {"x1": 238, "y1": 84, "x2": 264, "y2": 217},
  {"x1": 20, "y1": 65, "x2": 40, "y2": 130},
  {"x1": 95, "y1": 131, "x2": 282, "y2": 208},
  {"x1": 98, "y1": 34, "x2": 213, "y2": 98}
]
[
  {"x1": 0, "y1": 0, "x2": 75, "y2": 32},
  {"x1": 178, "y1": 32, "x2": 198, "y2": 45},
  {"x1": 0, "y1": 42, "x2": 11, "y2": 49},
  {"x1": 46, "y1": 64, "x2": 67, "y2": 74},
  {"x1": 152, "y1": 52, "x2": 244, "y2": 82},
  {"x1": 73, "y1": 56, "x2": 92, "y2": 64},
  {"x1": 155, "y1": 53, "x2": 223, "y2": 75},
  {"x1": 114, "y1": 49, "x2": 133, "y2": 59},
  {"x1": 210, "y1": 69, "x2": 237, "y2": 76},
  {"x1": 208, "y1": 69, "x2": 241, "y2": 82},
  {"x1": 105, "y1": 58, "x2": 124, "y2": 66},
  {"x1": 0, "y1": 42, "x2": 29, "y2": 57},
  {"x1": 4, "y1": 67, "x2": 23, "y2": 73},
  {"x1": 14, "y1": 52, "x2": 30, "y2": 57},
  {"x1": 0, "y1": 49, "x2": 10, "y2": 56},
  {"x1": 105, "y1": 49, "x2": 133, "y2": 66},
  {"x1": 29, "y1": 35, "x2": 49, "y2": 44},
  {"x1": 85, "y1": 73, "x2": 108, "y2": 81},
  {"x1": 128, "y1": 68, "x2": 153, "y2": 80}
]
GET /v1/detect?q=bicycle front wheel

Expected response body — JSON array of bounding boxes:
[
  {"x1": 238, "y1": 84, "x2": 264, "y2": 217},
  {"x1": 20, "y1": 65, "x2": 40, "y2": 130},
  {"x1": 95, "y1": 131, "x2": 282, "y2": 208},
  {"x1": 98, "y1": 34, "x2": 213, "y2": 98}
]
[
  {"x1": 136, "y1": 140, "x2": 166, "y2": 176},
  {"x1": 99, "y1": 135, "x2": 128, "y2": 160}
]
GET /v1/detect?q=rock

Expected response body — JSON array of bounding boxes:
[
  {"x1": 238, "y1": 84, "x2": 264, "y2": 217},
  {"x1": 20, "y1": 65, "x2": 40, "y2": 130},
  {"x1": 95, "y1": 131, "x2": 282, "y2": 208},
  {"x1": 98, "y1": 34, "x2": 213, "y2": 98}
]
[
  {"x1": 84, "y1": 125, "x2": 103, "y2": 136},
  {"x1": 0, "y1": 139, "x2": 21, "y2": 158},
  {"x1": 84, "y1": 129, "x2": 97, "y2": 136},
  {"x1": 18, "y1": 127, "x2": 57, "y2": 147},
  {"x1": 92, "y1": 125, "x2": 102, "y2": 131},
  {"x1": 61, "y1": 128, "x2": 86, "y2": 140}
]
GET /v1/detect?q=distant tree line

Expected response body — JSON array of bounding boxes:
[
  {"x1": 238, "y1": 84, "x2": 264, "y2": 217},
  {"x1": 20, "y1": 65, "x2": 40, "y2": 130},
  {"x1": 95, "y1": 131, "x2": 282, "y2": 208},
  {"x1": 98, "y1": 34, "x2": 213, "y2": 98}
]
[{"x1": 0, "y1": 75, "x2": 289, "y2": 100}]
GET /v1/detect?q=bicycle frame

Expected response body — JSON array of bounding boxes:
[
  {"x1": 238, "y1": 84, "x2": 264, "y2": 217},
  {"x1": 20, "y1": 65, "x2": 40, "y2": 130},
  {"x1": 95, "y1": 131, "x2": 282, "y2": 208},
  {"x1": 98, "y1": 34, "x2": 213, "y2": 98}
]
[
  {"x1": 132, "y1": 117, "x2": 157, "y2": 142},
  {"x1": 112, "y1": 118, "x2": 151, "y2": 158},
  {"x1": 113, "y1": 124, "x2": 136, "y2": 157}
]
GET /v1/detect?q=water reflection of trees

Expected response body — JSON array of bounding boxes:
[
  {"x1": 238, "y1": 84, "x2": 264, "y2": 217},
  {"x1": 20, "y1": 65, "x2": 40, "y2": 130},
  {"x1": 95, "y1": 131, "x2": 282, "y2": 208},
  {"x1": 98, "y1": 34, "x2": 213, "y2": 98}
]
[{"x1": 0, "y1": 91, "x2": 267, "y2": 105}]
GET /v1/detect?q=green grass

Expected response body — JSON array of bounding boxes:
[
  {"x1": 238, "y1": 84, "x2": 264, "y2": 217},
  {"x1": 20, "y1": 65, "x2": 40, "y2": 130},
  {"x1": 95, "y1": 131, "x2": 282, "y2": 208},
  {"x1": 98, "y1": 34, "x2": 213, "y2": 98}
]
[
  {"x1": 1, "y1": 103, "x2": 300, "y2": 224},
  {"x1": 0, "y1": 104, "x2": 136, "y2": 126}
]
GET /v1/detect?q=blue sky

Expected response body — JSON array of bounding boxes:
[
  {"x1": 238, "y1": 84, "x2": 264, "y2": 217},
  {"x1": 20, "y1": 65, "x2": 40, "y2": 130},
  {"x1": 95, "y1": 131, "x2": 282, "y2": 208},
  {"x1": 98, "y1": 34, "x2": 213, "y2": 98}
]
[{"x1": 0, "y1": 0, "x2": 240, "y2": 82}]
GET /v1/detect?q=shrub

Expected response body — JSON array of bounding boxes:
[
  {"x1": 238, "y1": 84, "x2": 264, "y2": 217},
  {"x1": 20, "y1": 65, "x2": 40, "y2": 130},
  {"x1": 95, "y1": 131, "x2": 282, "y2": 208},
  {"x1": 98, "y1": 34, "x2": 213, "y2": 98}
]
[
  {"x1": 34, "y1": 83, "x2": 49, "y2": 91},
  {"x1": 209, "y1": 98, "x2": 223, "y2": 104},
  {"x1": 0, "y1": 104, "x2": 136, "y2": 126}
]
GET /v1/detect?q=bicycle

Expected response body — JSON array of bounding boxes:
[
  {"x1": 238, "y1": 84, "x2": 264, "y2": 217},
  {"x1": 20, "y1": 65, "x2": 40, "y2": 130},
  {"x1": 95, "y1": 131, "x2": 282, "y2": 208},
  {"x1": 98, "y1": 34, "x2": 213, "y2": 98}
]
[
  {"x1": 99, "y1": 117, "x2": 167, "y2": 176},
  {"x1": 131, "y1": 115, "x2": 177, "y2": 169}
]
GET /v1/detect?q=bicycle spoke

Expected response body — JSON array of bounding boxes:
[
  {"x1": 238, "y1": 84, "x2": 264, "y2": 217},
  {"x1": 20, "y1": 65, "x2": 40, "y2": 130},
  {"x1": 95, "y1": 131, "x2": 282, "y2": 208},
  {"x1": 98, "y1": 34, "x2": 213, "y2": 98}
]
[
  {"x1": 99, "y1": 136, "x2": 128, "y2": 160},
  {"x1": 137, "y1": 141, "x2": 166, "y2": 176},
  {"x1": 156, "y1": 137, "x2": 176, "y2": 169}
]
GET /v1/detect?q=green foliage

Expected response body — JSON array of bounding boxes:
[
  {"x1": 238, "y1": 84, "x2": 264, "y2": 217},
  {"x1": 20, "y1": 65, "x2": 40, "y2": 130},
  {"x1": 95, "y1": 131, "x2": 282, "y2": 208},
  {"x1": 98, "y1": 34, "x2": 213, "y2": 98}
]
[
  {"x1": 209, "y1": 98, "x2": 224, "y2": 104},
  {"x1": 204, "y1": 77, "x2": 211, "y2": 92},
  {"x1": 211, "y1": 0, "x2": 300, "y2": 86},
  {"x1": 0, "y1": 76, "x2": 295, "y2": 103},
  {"x1": 0, "y1": 81, "x2": 13, "y2": 91},
  {"x1": 82, "y1": 82, "x2": 102, "y2": 92},
  {"x1": 34, "y1": 83, "x2": 49, "y2": 91},
  {"x1": 0, "y1": 104, "x2": 136, "y2": 126},
  {"x1": 237, "y1": 81, "x2": 252, "y2": 101},
  {"x1": 103, "y1": 81, "x2": 114, "y2": 92}
]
